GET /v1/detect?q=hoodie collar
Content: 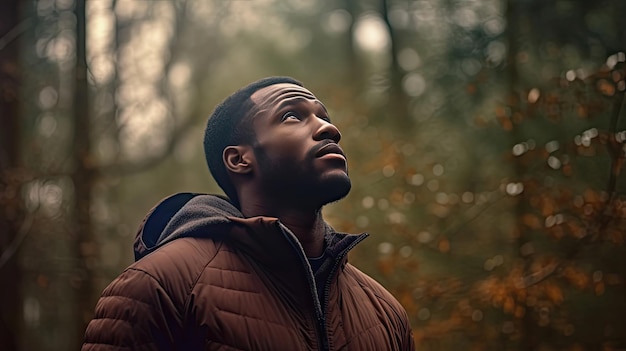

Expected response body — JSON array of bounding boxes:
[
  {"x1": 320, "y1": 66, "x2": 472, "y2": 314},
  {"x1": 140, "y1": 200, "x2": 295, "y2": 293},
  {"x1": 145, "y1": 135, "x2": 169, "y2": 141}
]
[
  {"x1": 133, "y1": 193, "x2": 369, "y2": 266},
  {"x1": 134, "y1": 193, "x2": 239, "y2": 261}
]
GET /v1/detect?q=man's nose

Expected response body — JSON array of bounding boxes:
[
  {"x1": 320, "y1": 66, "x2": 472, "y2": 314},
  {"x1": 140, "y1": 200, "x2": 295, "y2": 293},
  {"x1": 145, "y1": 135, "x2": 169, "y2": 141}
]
[{"x1": 313, "y1": 118, "x2": 341, "y2": 143}]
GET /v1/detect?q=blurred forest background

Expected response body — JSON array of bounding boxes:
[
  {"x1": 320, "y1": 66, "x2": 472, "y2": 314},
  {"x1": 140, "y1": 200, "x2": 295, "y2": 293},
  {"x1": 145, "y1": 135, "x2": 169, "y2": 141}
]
[{"x1": 1, "y1": 0, "x2": 625, "y2": 350}]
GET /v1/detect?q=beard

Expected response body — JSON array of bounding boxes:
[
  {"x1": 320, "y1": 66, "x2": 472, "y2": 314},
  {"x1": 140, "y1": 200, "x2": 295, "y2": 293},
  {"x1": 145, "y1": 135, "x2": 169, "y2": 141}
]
[{"x1": 253, "y1": 146, "x2": 351, "y2": 208}]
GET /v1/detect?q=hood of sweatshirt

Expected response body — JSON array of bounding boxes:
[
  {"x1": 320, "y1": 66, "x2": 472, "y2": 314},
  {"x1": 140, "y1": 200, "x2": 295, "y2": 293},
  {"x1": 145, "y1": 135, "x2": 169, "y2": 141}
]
[
  {"x1": 133, "y1": 192, "x2": 369, "y2": 266},
  {"x1": 133, "y1": 193, "x2": 242, "y2": 261}
]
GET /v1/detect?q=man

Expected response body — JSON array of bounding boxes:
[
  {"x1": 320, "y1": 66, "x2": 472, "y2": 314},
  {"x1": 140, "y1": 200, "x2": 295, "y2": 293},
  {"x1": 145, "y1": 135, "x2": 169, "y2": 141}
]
[{"x1": 83, "y1": 77, "x2": 415, "y2": 350}]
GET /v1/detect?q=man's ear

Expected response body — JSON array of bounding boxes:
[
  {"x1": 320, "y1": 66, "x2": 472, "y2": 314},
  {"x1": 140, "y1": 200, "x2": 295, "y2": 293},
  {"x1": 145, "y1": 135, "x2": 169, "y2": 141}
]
[{"x1": 223, "y1": 145, "x2": 254, "y2": 175}]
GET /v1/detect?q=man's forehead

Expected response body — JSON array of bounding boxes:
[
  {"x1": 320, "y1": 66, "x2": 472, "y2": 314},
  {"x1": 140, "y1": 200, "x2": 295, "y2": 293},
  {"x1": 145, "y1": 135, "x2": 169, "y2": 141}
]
[{"x1": 250, "y1": 83, "x2": 318, "y2": 106}]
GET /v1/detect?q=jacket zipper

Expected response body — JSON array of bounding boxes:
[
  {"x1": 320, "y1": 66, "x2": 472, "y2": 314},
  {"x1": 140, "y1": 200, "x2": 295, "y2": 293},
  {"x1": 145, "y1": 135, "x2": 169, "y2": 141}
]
[
  {"x1": 276, "y1": 222, "x2": 368, "y2": 351},
  {"x1": 319, "y1": 234, "x2": 368, "y2": 349}
]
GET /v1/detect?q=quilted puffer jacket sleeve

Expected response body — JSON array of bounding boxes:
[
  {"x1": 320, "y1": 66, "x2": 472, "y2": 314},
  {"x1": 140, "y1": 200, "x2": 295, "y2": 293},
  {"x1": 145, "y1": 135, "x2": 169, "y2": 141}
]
[
  {"x1": 401, "y1": 310, "x2": 416, "y2": 350},
  {"x1": 82, "y1": 267, "x2": 183, "y2": 351}
]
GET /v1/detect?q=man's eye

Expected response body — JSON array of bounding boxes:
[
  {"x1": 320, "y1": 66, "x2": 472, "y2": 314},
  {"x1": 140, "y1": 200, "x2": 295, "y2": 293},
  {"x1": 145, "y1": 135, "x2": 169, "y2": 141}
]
[{"x1": 281, "y1": 112, "x2": 300, "y2": 121}]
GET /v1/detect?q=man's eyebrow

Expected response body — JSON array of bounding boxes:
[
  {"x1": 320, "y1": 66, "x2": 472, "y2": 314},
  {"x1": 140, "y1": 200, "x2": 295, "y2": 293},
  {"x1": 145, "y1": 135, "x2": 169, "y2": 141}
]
[{"x1": 276, "y1": 96, "x2": 329, "y2": 115}]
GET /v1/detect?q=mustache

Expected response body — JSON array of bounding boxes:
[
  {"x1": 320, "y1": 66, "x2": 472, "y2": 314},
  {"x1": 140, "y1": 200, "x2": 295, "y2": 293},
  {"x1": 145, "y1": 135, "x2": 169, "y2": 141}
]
[{"x1": 310, "y1": 140, "x2": 345, "y2": 159}]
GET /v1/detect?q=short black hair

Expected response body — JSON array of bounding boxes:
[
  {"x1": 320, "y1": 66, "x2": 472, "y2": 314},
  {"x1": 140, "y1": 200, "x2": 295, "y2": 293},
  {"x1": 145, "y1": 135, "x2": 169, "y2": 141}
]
[{"x1": 204, "y1": 76, "x2": 303, "y2": 208}]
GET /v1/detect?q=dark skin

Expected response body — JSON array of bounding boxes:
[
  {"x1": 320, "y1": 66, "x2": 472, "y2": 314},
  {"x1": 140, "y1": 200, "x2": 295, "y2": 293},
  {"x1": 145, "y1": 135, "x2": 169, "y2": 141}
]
[{"x1": 223, "y1": 83, "x2": 351, "y2": 257}]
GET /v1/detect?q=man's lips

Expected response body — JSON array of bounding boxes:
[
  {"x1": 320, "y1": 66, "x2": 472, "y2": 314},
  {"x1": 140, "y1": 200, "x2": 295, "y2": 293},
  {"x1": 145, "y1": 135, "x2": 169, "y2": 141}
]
[{"x1": 315, "y1": 143, "x2": 346, "y2": 160}]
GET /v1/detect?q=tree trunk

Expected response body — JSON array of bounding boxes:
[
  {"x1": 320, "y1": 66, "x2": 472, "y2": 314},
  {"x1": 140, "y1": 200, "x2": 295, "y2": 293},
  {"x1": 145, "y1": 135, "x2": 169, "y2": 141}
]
[
  {"x1": 381, "y1": 0, "x2": 412, "y2": 131},
  {"x1": 504, "y1": 0, "x2": 535, "y2": 350},
  {"x1": 71, "y1": 0, "x2": 98, "y2": 348},
  {"x1": 0, "y1": 0, "x2": 27, "y2": 350},
  {"x1": 343, "y1": 0, "x2": 363, "y2": 87}
]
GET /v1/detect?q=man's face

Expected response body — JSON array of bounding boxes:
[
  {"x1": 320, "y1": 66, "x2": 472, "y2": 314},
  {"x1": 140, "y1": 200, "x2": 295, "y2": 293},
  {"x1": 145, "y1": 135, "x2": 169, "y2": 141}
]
[{"x1": 248, "y1": 83, "x2": 351, "y2": 207}]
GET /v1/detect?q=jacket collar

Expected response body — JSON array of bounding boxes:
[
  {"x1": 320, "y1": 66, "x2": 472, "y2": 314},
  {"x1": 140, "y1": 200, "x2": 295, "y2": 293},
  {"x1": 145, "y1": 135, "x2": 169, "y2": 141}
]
[
  {"x1": 226, "y1": 216, "x2": 368, "y2": 273},
  {"x1": 134, "y1": 193, "x2": 369, "y2": 267}
]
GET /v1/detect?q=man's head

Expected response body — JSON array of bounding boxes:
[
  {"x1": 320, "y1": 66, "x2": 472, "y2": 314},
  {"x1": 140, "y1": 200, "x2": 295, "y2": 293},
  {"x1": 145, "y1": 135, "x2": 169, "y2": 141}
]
[
  {"x1": 204, "y1": 77, "x2": 351, "y2": 209},
  {"x1": 204, "y1": 77, "x2": 302, "y2": 207}
]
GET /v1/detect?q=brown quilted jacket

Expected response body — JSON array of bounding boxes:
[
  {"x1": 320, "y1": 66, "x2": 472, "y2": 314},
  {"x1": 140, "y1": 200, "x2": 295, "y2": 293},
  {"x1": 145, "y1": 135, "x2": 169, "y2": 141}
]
[{"x1": 82, "y1": 194, "x2": 415, "y2": 350}]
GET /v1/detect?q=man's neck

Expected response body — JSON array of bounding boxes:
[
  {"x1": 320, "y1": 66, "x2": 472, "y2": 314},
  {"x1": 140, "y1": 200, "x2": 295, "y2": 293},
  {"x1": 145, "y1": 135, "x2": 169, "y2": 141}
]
[
  {"x1": 279, "y1": 212, "x2": 326, "y2": 258},
  {"x1": 240, "y1": 201, "x2": 326, "y2": 257}
]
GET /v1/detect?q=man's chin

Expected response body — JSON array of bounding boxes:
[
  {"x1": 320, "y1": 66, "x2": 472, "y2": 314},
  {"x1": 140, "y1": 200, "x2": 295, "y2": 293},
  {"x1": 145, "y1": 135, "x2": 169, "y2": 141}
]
[{"x1": 319, "y1": 176, "x2": 351, "y2": 205}]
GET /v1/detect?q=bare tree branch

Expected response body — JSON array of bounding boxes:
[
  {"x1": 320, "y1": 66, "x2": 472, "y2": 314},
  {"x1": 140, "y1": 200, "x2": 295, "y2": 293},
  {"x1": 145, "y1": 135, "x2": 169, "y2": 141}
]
[
  {"x1": 589, "y1": 90, "x2": 625, "y2": 241},
  {"x1": 0, "y1": 18, "x2": 32, "y2": 52},
  {"x1": 0, "y1": 208, "x2": 36, "y2": 270},
  {"x1": 515, "y1": 261, "x2": 559, "y2": 289},
  {"x1": 98, "y1": 111, "x2": 199, "y2": 176}
]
